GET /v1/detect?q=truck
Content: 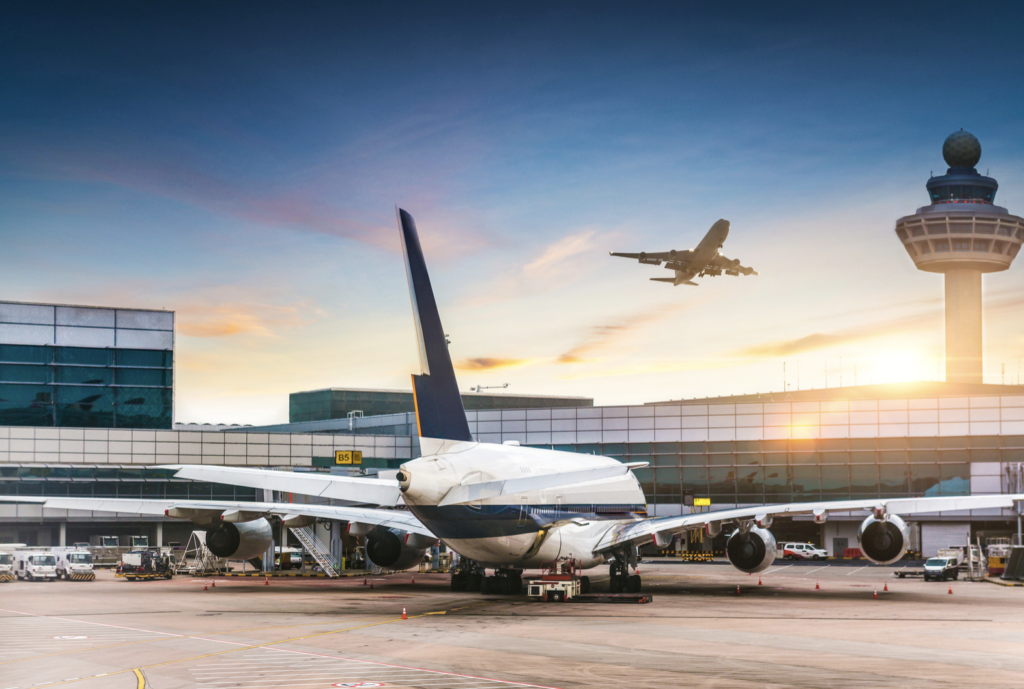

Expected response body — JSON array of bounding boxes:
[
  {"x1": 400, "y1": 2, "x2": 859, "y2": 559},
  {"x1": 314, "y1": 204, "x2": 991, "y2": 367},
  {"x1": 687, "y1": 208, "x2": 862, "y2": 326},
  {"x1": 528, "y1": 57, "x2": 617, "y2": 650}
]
[
  {"x1": 52, "y1": 547, "x2": 96, "y2": 581},
  {"x1": 0, "y1": 551, "x2": 13, "y2": 582},
  {"x1": 527, "y1": 559, "x2": 587, "y2": 602},
  {"x1": 117, "y1": 549, "x2": 173, "y2": 580},
  {"x1": 15, "y1": 550, "x2": 58, "y2": 581}
]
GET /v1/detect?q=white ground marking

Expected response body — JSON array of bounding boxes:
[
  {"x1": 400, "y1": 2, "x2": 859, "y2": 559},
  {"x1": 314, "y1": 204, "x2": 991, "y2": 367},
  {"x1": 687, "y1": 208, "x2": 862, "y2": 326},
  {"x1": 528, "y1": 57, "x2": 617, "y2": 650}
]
[
  {"x1": 801, "y1": 565, "x2": 830, "y2": 575},
  {"x1": 846, "y1": 565, "x2": 870, "y2": 576},
  {"x1": 189, "y1": 648, "x2": 560, "y2": 689}
]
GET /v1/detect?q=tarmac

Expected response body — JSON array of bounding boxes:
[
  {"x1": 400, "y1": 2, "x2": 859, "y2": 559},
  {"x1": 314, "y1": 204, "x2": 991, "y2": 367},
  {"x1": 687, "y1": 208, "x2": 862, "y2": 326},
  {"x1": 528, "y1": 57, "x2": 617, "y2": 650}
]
[{"x1": 1, "y1": 559, "x2": 1023, "y2": 689}]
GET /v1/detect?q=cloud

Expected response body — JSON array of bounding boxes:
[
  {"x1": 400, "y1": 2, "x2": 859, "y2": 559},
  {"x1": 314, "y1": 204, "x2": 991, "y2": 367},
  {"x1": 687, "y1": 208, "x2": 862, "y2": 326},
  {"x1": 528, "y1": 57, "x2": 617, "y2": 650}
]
[
  {"x1": 558, "y1": 304, "x2": 689, "y2": 364},
  {"x1": 733, "y1": 310, "x2": 940, "y2": 358},
  {"x1": 522, "y1": 230, "x2": 598, "y2": 276},
  {"x1": 455, "y1": 357, "x2": 531, "y2": 371}
]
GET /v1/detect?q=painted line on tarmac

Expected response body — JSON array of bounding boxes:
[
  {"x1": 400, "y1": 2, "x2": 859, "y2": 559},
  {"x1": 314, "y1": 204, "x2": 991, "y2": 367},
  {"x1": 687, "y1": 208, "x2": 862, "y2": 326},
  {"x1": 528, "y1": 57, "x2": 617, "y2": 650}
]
[
  {"x1": 846, "y1": 565, "x2": 870, "y2": 576},
  {"x1": 132, "y1": 668, "x2": 145, "y2": 689},
  {"x1": 802, "y1": 565, "x2": 830, "y2": 575},
  {"x1": 22, "y1": 601, "x2": 548, "y2": 689},
  {"x1": 763, "y1": 565, "x2": 794, "y2": 575}
]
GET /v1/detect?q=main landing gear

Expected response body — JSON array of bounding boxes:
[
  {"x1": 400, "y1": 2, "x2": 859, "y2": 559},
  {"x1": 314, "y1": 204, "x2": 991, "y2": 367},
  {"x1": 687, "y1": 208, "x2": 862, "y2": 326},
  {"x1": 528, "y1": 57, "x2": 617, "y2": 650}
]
[
  {"x1": 608, "y1": 549, "x2": 642, "y2": 593},
  {"x1": 450, "y1": 561, "x2": 523, "y2": 595}
]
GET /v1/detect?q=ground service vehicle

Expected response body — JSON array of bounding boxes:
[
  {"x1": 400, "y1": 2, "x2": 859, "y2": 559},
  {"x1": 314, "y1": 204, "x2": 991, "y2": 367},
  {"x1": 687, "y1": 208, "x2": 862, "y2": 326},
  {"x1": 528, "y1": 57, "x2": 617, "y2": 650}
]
[
  {"x1": 923, "y1": 557, "x2": 960, "y2": 581},
  {"x1": 527, "y1": 559, "x2": 586, "y2": 602},
  {"x1": 54, "y1": 548, "x2": 96, "y2": 581},
  {"x1": 0, "y1": 552, "x2": 13, "y2": 581},
  {"x1": 117, "y1": 550, "x2": 173, "y2": 580},
  {"x1": 781, "y1": 543, "x2": 828, "y2": 560},
  {"x1": 15, "y1": 551, "x2": 58, "y2": 581}
]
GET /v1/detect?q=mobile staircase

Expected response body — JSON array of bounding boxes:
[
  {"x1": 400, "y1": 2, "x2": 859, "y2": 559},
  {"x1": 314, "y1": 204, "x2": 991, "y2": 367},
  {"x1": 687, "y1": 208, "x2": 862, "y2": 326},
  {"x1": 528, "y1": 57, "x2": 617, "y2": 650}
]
[{"x1": 289, "y1": 526, "x2": 342, "y2": 577}]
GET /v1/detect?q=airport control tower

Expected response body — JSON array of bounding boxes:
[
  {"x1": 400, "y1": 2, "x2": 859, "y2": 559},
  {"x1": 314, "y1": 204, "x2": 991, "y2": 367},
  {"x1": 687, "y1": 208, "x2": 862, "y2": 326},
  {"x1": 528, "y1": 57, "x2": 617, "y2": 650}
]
[{"x1": 896, "y1": 131, "x2": 1024, "y2": 384}]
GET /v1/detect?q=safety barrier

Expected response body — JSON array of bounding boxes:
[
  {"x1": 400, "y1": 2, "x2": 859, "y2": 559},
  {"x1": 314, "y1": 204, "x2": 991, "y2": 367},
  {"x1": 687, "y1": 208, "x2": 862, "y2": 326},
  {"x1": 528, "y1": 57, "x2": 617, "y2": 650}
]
[
  {"x1": 0, "y1": 573, "x2": 14, "y2": 582},
  {"x1": 66, "y1": 572, "x2": 96, "y2": 581},
  {"x1": 679, "y1": 552, "x2": 714, "y2": 562}
]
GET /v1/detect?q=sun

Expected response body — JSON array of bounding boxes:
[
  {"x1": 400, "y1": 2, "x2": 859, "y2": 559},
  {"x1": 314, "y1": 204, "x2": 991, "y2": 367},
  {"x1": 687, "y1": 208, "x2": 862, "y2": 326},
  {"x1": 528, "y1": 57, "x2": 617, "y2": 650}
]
[{"x1": 864, "y1": 350, "x2": 937, "y2": 385}]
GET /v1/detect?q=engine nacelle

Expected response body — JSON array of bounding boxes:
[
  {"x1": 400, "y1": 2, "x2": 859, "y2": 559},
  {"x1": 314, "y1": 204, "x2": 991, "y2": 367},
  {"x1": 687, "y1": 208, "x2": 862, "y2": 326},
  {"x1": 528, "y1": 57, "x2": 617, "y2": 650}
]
[
  {"x1": 365, "y1": 527, "x2": 430, "y2": 571},
  {"x1": 205, "y1": 518, "x2": 273, "y2": 561},
  {"x1": 725, "y1": 526, "x2": 776, "y2": 574},
  {"x1": 857, "y1": 514, "x2": 909, "y2": 565}
]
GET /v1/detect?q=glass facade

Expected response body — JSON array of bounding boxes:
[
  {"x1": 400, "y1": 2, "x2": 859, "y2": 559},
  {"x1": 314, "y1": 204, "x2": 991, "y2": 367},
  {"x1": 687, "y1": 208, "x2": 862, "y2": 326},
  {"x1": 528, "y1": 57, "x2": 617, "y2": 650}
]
[
  {"x1": 0, "y1": 465, "x2": 256, "y2": 500},
  {"x1": 0, "y1": 345, "x2": 172, "y2": 429},
  {"x1": 289, "y1": 388, "x2": 593, "y2": 423},
  {"x1": 530, "y1": 436, "x2": 1023, "y2": 505}
]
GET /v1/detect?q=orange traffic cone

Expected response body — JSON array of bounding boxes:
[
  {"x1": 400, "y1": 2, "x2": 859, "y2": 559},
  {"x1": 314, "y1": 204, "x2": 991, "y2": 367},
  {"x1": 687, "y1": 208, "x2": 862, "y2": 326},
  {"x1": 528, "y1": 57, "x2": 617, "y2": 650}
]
[
  {"x1": 264, "y1": 577, "x2": 269, "y2": 586},
  {"x1": 815, "y1": 580, "x2": 820, "y2": 590},
  {"x1": 874, "y1": 589, "x2": 878, "y2": 599},
  {"x1": 758, "y1": 576, "x2": 762, "y2": 586},
  {"x1": 204, "y1": 584, "x2": 208, "y2": 591},
  {"x1": 948, "y1": 585, "x2": 953, "y2": 595},
  {"x1": 363, "y1": 577, "x2": 367, "y2": 586},
  {"x1": 211, "y1": 580, "x2": 215, "y2": 588},
  {"x1": 402, "y1": 607, "x2": 407, "y2": 620},
  {"x1": 411, "y1": 576, "x2": 415, "y2": 584},
  {"x1": 370, "y1": 581, "x2": 374, "y2": 589},
  {"x1": 735, "y1": 584, "x2": 740, "y2": 595},
  {"x1": 883, "y1": 582, "x2": 889, "y2": 592}
]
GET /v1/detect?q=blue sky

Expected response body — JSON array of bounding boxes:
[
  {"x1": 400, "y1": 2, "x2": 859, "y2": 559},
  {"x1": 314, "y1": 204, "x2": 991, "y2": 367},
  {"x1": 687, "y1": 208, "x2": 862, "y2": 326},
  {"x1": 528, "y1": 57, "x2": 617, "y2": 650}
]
[{"x1": 2, "y1": 3, "x2": 1024, "y2": 424}]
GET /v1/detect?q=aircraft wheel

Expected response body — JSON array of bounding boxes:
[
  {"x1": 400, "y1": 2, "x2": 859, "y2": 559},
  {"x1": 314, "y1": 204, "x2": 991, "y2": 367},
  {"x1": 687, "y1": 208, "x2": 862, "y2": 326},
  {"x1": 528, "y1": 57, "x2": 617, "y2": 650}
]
[
  {"x1": 468, "y1": 573, "x2": 482, "y2": 592},
  {"x1": 579, "y1": 576, "x2": 591, "y2": 594},
  {"x1": 609, "y1": 577, "x2": 621, "y2": 593},
  {"x1": 450, "y1": 574, "x2": 463, "y2": 592},
  {"x1": 626, "y1": 575, "x2": 642, "y2": 593}
]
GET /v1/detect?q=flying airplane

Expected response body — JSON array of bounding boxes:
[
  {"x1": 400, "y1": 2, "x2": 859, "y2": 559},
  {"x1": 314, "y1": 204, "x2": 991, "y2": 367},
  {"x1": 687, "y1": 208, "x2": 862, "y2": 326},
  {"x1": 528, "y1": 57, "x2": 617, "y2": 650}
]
[
  {"x1": 5, "y1": 209, "x2": 1023, "y2": 595},
  {"x1": 610, "y1": 218, "x2": 757, "y2": 286}
]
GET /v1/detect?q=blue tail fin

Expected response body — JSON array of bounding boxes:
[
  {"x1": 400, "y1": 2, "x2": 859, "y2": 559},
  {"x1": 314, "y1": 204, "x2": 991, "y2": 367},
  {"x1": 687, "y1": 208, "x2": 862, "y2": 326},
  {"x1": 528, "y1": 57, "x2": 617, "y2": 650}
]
[{"x1": 397, "y1": 209, "x2": 473, "y2": 442}]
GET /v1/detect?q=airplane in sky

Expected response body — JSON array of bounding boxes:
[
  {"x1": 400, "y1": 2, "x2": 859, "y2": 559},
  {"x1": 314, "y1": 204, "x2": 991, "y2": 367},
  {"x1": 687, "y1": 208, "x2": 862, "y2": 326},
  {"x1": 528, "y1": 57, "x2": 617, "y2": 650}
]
[
  {"x1": 6, "y1": 209, "x2": 1023, "y2": 595},
  {"x1": 610, "y1": 218, "x2": 757, "y2": 286}
]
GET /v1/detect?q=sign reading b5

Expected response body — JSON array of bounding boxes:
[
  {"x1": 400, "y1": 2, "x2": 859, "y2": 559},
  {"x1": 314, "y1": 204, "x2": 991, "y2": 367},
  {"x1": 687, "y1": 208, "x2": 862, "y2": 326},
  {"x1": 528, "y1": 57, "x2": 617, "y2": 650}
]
[{"x1": 335, "y1": 451, "x2": 363, "y2": 465}]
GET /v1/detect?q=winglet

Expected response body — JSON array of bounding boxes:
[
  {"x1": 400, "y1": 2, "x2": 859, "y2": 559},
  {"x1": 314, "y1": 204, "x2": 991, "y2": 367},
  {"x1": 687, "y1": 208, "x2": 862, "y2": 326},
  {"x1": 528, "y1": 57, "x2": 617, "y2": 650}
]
[{"x1": 397, "y1": 209, "x2": 473, "y2": 443}]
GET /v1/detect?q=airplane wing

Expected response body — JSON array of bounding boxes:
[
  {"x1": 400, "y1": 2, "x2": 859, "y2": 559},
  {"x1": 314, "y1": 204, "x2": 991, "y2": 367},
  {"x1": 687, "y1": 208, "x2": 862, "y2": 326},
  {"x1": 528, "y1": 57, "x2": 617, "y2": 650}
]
[
  {"x1": 0, "y1": 496, "x2": 434, "y2": 537},
  {"x1": 592, "y1": 494, "x2": 1024, "y2": 554},
  {"x1": 170, "y1": 465, "x2": 402, "y2": 507},
  {"x1": 710, "y1": 254, "x2": 757, "y2": 275},
  {"x1": 610, "y1": 250, "x2": 692, "y2": 267}
]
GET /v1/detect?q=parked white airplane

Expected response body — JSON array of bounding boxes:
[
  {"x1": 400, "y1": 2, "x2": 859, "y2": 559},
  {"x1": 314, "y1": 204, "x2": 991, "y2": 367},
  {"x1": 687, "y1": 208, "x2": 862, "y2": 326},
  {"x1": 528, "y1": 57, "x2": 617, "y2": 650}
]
[
  {"x1": 6, "y1": 209, "x2": 1023, "y2": 593},
  {"x1": 610, "y1": 218, "x2": 757, "y2": 286}
]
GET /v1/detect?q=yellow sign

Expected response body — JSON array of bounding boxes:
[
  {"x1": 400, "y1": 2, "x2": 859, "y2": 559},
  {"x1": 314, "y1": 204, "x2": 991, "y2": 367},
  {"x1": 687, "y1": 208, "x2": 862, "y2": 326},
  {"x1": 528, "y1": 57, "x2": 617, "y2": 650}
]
[
  {"x1": 335, "y1": 450, "x2": 363, "y2": 465},
  {"x1": 693, "y1": 497, "x2": 711, "y2": 506}
]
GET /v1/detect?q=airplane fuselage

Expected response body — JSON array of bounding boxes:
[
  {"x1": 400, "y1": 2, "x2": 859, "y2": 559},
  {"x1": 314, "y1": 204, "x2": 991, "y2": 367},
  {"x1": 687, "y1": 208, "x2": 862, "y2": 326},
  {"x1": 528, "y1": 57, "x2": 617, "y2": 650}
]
[
  {"x1": 674, "y1": 219, "x2": 729, "y2": 284},
  {"x1": 398, "y1": 443, "x2": 647, "y2": 569}
]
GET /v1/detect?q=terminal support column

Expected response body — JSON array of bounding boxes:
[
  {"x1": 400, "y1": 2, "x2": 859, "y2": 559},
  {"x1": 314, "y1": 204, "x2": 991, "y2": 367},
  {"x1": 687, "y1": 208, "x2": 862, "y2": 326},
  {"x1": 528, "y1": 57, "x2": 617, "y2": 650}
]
[{"x1": 944, "y1": 269, "x2": 983, "y2": 384}]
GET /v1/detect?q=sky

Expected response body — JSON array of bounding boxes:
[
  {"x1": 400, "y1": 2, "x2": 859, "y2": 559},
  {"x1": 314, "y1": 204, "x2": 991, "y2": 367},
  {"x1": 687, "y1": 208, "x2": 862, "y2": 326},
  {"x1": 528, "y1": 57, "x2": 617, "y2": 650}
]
[{"x1": 2, "y1": 2, "x2": 1024, "y2": 425}]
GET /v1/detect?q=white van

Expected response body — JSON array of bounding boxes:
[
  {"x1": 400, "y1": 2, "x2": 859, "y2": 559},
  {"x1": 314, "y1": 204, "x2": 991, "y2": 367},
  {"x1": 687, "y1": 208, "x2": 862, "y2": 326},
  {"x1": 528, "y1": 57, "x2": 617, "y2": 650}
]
[
  {"x1": 15, "y1": 551, "x2": 58, "y2": 581},
  {"x1": 53, "y1": 548, "x2": 95, "y2": 580}
]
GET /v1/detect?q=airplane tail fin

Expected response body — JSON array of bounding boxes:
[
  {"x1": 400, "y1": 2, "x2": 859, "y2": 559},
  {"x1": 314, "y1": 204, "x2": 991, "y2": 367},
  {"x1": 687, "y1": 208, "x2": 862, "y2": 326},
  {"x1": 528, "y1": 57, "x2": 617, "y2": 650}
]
[{"x1": 397, "y1": 209, "x2": 473, "y2": 445}]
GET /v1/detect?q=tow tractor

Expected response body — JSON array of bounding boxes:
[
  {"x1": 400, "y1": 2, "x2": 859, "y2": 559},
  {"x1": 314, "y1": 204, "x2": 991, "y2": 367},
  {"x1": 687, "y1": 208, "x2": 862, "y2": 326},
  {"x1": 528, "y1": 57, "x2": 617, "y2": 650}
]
[
  {"x1": 116, "y1": 549, "x2": 174, "y2": 581},
  {"x1": 527, "y1": 558, "x2": 586, "y2": 602}
]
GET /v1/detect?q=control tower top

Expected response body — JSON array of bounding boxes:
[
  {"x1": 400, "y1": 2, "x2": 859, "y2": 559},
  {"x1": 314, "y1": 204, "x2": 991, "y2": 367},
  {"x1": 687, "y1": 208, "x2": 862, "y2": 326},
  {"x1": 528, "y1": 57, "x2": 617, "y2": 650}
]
[
  {"x1": 926, "y1": 130, "x2": 998, "y2": 206},
  {"x1": 896, "y1": 130, "x2": 1022, "y2": 275}
]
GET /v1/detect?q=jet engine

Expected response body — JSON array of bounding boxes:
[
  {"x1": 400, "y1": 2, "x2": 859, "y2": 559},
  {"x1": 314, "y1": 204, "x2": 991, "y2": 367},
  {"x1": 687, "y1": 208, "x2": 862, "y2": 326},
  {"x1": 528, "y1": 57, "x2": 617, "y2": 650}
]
[
  {"x1": 725, "y1": 526, "x2": 776, "y2": 574},
  {"x1": 857, "y1": 514, "x2": 909, "y2": 565},
  {"x1": 205, "y1": 518, "x2": 273, "y2": 561},
  {"x1": 365, "y1": 526, "x2": 433, "y2": 571}
]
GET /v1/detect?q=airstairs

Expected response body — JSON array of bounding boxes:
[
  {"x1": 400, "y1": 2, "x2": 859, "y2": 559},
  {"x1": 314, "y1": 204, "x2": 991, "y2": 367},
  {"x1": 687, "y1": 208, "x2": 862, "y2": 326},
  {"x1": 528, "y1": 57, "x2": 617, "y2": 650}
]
[
  {"x1": 174, "y1": 531, "x2": 228, "y2": 576},
  {"x1": 290, "y1": 526, "x2": 342, "y2": 577}
]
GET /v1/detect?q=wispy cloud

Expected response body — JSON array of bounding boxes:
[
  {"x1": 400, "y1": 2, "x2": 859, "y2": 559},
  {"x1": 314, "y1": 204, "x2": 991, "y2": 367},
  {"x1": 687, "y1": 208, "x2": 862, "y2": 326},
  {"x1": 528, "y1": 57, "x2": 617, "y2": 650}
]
[
  {"x1": 558, "y1": 304, "x2": 690, "y2": 363},
  {"x1": 455, "y1": 357, "x2": 532, "y2": 371},
  {"x1": 175, "y1": 301, "x2": 319, "y2": 338},
  {"x1": 733, "y1": 310, "x2": 940, "y2": 358}
]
